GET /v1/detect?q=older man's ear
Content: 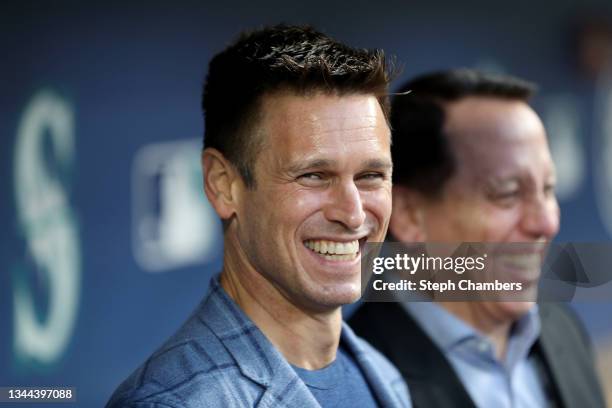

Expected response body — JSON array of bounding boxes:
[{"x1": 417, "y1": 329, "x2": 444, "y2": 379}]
[
  {"x1": 389, "y1": 185, "x2": 427, "y2": 242},
  {"x1": 202, "y1": 148, "x2": 243, "y2": 221}
]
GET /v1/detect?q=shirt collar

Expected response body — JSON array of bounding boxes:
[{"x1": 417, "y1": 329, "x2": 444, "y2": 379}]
[
  {"x1": 505, "y1": 305, "x2": 541, "y2": 369},
  {"x1": 402, "y1": 301, "x2": 541, "y2": 362},
  {"x1": 402, "y1": 301, "x2": 477, "y2": 351}
]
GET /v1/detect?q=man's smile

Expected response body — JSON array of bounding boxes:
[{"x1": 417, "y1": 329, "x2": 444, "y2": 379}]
[{"x1": 303, "y1": 239, "x2": 360, "y2": 261}]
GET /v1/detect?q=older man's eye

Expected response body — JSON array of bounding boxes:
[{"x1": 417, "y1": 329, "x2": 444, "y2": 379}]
[
  {"x1": 490, "y1": 190, "x2": 520, "y2": 205},
  {"x1": 496, "y1": 190, "x2": 519, "y2": 198}
]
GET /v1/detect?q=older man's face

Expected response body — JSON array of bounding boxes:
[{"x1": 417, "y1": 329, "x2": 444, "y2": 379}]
[
  {"x1": 415, "y1": 96, "x2": 560, "y2": 317},
  {"x1": 420, "y1": 96, "x2": 559, "y2": 243},
  {"x1": 235, "y1": 91, "x2": 392, "y2": 312}
]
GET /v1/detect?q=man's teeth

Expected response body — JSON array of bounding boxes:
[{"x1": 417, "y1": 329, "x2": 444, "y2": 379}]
[{"x1": 304, "y1": 239, "x2": 359, "y2": 260}]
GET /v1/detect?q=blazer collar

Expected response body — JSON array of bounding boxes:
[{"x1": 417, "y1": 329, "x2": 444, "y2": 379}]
[{"x1": 535, "y1": 304, "x2": 578, "y2": 408}]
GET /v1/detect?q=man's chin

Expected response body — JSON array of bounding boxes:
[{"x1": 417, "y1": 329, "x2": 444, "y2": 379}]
[{"x1": 303, "y1": 284, "x2": 362, "y2": 311}]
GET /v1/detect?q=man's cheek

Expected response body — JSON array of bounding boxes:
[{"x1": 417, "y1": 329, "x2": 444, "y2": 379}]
[
  {"x1": 367, "y1": 190, "x2": 392, "y2": 215},
  {"x1": 364, "y1": 192, "x2": 392, "y2": 229},
  {"x1": 286, "y1": 194, "x2": 322, "y2": 219}
]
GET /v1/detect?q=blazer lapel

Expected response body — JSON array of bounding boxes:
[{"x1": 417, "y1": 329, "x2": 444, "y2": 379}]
[
  {"x1": 341, "y1": 322, "x2": 409, "y2": 407},
  {"x1": 255, "y1": 370, "x2": 319, "y2": 408},
  {"x1": 536, "y1": 304, "x2": 606, "y2": 408}
]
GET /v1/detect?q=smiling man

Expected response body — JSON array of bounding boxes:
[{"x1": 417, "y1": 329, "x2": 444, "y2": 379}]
[
  {"x1": 106, "y1": 25, "x2": 410, "y2": 407},
  {"x1": 350, "y1": 69, "x2": 606, "y2": 407}
]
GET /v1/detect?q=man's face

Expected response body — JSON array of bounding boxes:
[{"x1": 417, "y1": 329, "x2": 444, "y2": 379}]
[
  {"x1": 234, "y1": 91, "x2": 392, "y2": 312},
  {"x1": 418, "y1": 96, "x2": 559, "y2": 244},
  {"x1": 412, "y1": 96, "x2": 560, "y2": 318}
]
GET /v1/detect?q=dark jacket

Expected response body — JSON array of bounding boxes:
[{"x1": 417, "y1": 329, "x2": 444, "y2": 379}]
[{"x1": 349, "y1": 302, "x2": 606, "y2": 408}]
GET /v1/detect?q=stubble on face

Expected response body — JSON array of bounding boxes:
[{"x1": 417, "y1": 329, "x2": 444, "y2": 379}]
[{"x1": 224, "y1": 90, "x2": 392, "y2": 316}]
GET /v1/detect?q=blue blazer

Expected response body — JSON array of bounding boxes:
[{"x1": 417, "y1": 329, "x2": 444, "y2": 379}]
[{"x1": 107, "y1": 277, "x2": 411, "y2": 407}]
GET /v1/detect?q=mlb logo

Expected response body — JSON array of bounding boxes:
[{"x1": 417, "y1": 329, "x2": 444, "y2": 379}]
[{"x1": 131, "y1": 139, "x2": 222, "y2": 273}]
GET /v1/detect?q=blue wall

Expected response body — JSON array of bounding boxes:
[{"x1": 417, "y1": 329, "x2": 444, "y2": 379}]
[{"x1": 2, "y1": 1, "x2": 612, "y2": 405}]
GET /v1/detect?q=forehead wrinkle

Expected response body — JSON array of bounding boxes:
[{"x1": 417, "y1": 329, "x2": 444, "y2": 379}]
[
  {"x1": 282, "y1": 126, "x2": 389, "y2": 159},
  {"x1": 306, "y1": 113, "x2": 380, "y2": 134},
  {"x1": 307, "y1": 125, "x2": 384, "y2": 139},
  {"x1": 268, "y1": 113, "x2": 385, "y2": 153}
]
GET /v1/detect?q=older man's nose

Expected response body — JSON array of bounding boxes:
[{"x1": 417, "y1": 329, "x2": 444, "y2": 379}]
[{"x1": 520, "y1": 194, "x2": 560, "y2": 240}]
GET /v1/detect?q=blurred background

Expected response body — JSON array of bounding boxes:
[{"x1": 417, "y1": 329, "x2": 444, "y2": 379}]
[{"x1": 2, "y1": 0, "x2": 612, "y2": 406}]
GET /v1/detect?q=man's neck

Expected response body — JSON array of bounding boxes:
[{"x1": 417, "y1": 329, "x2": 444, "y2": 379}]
[{"x1": 220, "y1": 238, "x2": 342, "y2": 370}]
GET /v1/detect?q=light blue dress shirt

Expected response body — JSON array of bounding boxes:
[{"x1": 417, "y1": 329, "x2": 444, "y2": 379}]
[{"x1": 403, "y1": 302, "x2": 547, "y2": 408}]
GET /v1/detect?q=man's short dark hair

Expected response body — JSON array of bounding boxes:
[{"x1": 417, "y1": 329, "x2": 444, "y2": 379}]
[
  {"x1": 203, "y1": 24, "x2": 393, "y2": 188},
  {"x1": 391, "y1": 68, "x2": 537, "y2": 197}
]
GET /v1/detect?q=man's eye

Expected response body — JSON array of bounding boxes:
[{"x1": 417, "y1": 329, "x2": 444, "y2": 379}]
[
  {"x1": 296, "y1": 173, "x2": 327, "y2": 186},
  {"x1": 299, "y1": 173, "x2": 323, "y2": 180},
  {"x1": 357, "y1": 172, "x2": 385, "y2": 183},
  {"x1": 358, "y1": 172, "x2": 385, "y2": 181},
  {"x1": 544, "y1": 184, "x2": 556, "y2": 196},
  {"x1": 491, "y1": 190, "x2": 520, "y2": 203},
  {"x1": 355, "y1": 172, "x2": 386, "y2": 189}
]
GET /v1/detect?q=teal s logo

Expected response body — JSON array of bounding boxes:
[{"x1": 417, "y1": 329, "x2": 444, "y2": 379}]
[{"x1": 13, "y1": 90, "x2": 81, "y2": 366}]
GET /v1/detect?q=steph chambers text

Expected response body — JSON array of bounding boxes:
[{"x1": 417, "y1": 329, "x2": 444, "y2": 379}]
[{"x1": 372, "y1": 279, "x2": 523, "y2": 293}]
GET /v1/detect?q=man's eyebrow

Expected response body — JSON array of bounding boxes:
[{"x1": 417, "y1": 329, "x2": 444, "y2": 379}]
[
  {"x1": 286, "y1": 158, "x2": 333, "y2": 173},
  {"x1": 362, "y1": 158, "x2": 393, "y2": 170},
  {"x1": 286, "y1": 158, "x2": 392, "y2": 173}
]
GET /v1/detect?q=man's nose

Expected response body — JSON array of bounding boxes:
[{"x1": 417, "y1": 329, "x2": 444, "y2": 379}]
[
  {"x1": 520, "y1": 194, "x2": 560, "y2": 240},
  {"x1": 324, "y1": 180, "x2": 366, "y2": 230}
]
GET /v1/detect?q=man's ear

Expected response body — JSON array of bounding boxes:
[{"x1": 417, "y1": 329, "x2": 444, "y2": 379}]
[
  {"x1": 201, "y1": 148, "x2": 242, "y2": 220},
  {"x1": 389, "y1": 185, "x2": 427, "y2": 242}
]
